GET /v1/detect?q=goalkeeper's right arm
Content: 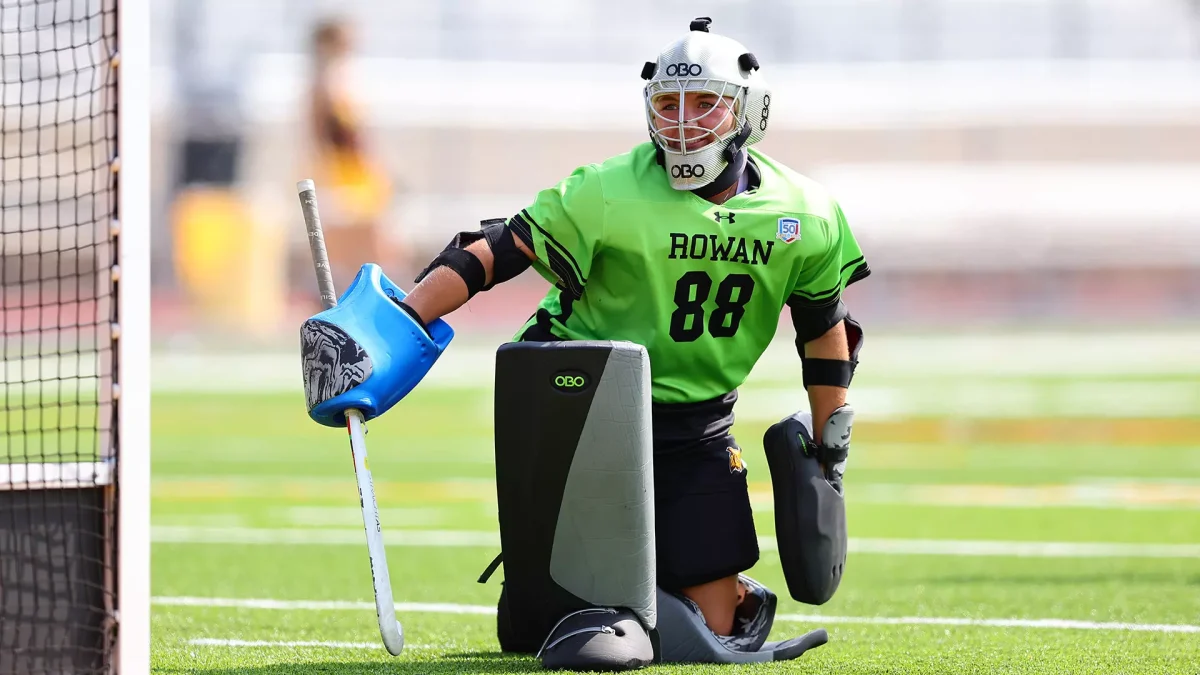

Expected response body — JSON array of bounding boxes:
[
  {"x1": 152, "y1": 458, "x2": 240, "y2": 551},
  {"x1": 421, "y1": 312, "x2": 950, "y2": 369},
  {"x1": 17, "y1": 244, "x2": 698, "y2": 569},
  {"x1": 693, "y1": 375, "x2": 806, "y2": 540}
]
[{"x1": 402, "y1": 228, "x2": 535, "y2": 326}]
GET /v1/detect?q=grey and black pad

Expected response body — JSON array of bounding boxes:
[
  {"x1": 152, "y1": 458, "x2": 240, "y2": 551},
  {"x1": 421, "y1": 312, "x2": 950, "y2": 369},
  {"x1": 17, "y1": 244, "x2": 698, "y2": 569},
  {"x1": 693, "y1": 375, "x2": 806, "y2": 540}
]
[
  {"x1": 300, "y1": 319, "x2": 371, "y2": 411},
  {"x1": 762, "y1": 406, "x2": 854, "y2": 605},
  {"x1": 655, "y1": 575, "x2": 828, "y2": 664},
  {"x1": 538, "y1": 608, "x2": 655, "y2": 671},
  {"x1": 488, "y1": 341, "x2": 656, "y2": 664}
]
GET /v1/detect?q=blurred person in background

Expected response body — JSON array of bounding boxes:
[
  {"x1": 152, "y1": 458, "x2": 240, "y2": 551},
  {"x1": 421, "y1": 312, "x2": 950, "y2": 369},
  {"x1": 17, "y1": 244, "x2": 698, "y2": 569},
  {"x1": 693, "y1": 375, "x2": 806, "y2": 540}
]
[{"x1": 307, "y1": 17, "x2": 399, "y2": 292}]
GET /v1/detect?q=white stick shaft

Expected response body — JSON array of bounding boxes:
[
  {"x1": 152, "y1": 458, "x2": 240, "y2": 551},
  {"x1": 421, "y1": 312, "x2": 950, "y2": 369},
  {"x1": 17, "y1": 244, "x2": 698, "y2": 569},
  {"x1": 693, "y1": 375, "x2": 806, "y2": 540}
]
[
  {"x1": 296, "y1": 180, "x2": 403, "y2": 656},
  {"x1": 347, "y1": 409, "x2": 404, "y2": 656}
]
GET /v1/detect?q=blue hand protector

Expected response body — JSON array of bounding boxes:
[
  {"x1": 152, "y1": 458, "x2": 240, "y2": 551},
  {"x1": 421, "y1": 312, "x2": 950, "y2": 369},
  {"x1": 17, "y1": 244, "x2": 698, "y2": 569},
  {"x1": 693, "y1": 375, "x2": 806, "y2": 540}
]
[{"x1": 300, "y1": 264, "x2": 454, "y2": 427}]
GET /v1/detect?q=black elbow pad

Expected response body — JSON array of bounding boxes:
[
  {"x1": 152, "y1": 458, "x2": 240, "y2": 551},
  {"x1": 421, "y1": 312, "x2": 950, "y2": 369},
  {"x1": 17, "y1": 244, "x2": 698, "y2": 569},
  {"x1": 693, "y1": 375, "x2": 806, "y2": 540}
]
[
  {"x1": 793, "y1": 306, "x2": 866, "y2": 389},
  {"x1": 788, "y1": 297, "x2": 848, "y2": 346}
]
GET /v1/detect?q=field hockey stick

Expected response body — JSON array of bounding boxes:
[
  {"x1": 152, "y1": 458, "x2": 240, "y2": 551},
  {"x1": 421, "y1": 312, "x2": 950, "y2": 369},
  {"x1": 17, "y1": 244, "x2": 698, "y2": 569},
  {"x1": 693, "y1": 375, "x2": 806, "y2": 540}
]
[{"x1": 297, "y1": 179, "x2": 405, "y2": 656}]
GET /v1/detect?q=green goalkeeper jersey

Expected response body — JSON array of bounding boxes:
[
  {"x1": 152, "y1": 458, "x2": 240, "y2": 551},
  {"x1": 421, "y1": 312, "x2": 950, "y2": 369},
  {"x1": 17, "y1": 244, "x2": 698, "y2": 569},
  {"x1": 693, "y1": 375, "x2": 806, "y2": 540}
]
[{"x1": 509, "y1": 142, "x2": 869, "y2": 404}]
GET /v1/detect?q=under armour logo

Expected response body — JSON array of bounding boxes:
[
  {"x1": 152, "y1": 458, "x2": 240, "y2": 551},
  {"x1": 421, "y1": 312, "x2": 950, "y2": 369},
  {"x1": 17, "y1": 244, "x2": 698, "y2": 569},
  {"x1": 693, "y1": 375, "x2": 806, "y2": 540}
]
[{"x1": 714, "y1": 212, "x2": 736, "y2": 224}]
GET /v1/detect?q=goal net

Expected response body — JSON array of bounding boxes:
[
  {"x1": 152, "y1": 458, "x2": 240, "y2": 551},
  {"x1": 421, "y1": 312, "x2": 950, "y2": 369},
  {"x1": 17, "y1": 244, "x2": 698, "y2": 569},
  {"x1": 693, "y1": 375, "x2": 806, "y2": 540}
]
[{"x1": 1, "y1": 0, "x2": 122, "y2": 672}]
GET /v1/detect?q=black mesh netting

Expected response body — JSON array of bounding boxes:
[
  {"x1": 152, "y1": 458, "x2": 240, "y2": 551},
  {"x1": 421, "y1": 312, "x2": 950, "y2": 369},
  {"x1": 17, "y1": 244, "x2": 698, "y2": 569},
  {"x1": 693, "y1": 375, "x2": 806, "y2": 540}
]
[{"x1": 1, "y1": 1, "x2": 120, "y2": 673}]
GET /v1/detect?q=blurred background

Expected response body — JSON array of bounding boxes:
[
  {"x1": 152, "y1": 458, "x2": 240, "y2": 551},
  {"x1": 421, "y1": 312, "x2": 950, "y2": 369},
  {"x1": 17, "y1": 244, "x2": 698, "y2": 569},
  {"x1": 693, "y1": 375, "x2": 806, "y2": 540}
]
[
  {"x1": 138, "y1": 2, "x2": 1200, "y2": 667},
  {"x1": 149, "y1": 0, "x2": 1200, "y2": 422},
  {"x1": 5, "y1": 1, "x2": 1200, "y2": 668}
]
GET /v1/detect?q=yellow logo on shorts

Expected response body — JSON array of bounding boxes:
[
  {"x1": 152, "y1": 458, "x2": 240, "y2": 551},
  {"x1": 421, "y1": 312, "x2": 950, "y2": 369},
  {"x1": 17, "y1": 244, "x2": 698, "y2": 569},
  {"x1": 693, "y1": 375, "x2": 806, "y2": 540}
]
[{"x1": 727, "y1": 446, "x2": 746, "y2": 474}]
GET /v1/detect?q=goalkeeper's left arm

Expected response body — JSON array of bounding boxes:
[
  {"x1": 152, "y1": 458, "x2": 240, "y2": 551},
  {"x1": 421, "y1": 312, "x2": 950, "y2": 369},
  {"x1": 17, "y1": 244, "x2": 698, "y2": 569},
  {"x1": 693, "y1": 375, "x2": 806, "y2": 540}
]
[
  {"x1": 801, "y1": 321, "x2": 849, "y2": 446},
  {"x1": 400, "y1": 227, "x2": 535, "y2": 327},
  {"x1": 802, "y1": 321, "x2": 849, "y2": 446}
]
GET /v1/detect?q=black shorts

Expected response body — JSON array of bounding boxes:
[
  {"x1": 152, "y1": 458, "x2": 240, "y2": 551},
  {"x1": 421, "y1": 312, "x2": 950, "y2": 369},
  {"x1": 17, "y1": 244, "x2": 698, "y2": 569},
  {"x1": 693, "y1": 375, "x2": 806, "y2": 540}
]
[{"x1": 653, "y1": 434, "x2": 760, "y2": 592}]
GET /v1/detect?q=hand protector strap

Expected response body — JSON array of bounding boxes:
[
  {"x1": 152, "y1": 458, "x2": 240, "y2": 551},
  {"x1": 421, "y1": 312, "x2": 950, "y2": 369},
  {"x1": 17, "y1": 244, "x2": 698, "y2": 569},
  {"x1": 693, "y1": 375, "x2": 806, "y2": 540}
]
[
  {"x1": 415, "y1": 246, "x2": 486, "y2": 299},
  {"x1": 301, "y1": 264, "x2": 454, "y2": 427},
  {"x1": 414, "y1": 219, "x2": 531, "y2": 297}
]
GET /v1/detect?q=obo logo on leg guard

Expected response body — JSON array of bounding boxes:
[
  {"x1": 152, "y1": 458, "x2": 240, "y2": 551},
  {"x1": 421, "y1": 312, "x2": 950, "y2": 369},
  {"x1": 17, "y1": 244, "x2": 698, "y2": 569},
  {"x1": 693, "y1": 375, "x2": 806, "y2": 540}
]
[{"x1": 551, "y1": 371, "x2": 590, "y2": 392}]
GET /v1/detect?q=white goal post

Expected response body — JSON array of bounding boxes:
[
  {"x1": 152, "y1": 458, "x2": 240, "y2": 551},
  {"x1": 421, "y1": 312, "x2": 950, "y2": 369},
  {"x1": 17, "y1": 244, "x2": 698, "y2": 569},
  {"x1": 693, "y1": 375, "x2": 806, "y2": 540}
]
[{"x1": 117, "y1": 0, "x2": 150, "y2": 672}]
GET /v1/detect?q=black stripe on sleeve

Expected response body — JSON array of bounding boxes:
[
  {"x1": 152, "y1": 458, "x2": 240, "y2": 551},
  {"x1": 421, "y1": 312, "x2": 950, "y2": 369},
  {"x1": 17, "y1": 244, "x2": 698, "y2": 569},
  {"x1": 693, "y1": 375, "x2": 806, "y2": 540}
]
[
  {"x1": 839, "y1": 256, "x2": 865, "y2": 275},
  {"x1": 521, "y1": 209, "x2": 587, "y2": 286},
  {"x1": 543, "y1": 244, "x2": 584, "y2": 299},
  {"x1": 789, "y1": 284, "x2": 842, "y2": 305},
  {"x1": 847, "y1": 261, "x2": 872, "y2": 286},
  {"x1": 507, "y1": 212, "x2": 535, "y2": 249}
]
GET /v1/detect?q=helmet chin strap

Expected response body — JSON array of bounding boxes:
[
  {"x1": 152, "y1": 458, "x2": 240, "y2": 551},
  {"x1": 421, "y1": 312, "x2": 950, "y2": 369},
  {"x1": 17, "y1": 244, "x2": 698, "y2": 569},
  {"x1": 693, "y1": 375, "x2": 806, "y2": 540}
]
[
  {"x1": 655, "y1": 122, "x2": 753, "y2": 200},
  {"x1": 689, "y1": 149, "x2": 746, "y2": 201}
]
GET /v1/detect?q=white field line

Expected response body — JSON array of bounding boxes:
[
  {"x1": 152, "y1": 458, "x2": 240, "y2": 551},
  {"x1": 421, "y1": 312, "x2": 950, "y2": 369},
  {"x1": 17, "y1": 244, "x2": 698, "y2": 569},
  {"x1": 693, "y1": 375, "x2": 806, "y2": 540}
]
[
  {"x1": 157, "y1": 596, "x2": 495, "y2": 614},
  {"x1": 834, "y1": 482, "x2": 1200, "y2": 511},
  {"x1": 155, "y1": 597, "x2": 1200, "y2": 634},
  {"x1": 150, "y1": 332, "x2": 1200, "y2": 391},
  {"x1": 845, "y1": 538, "x2": 1200, "y2": 558},
  {"x1": 285, "y1": 506, "x2": 448, "y2": 527},
  {"x1": 773, "y1": 614, "x2": 1200, "y2": 634},
  {"x1": 187, "y1": 638, "x2": 435, "y2": 650},
  {"x1": 150, "y1": 526, "x2": 1200, "y2": 558},
  {"x1": 148, "y1": 336, "x2": 1200, "y2": 419},
  {"x1": 151, "y1": 527, "x2": 497, "y2": 547}
]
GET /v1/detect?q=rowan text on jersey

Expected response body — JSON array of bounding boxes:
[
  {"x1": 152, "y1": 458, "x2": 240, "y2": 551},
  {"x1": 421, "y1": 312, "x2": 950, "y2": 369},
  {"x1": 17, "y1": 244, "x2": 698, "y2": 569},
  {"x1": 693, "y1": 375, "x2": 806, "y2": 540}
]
[{"x1": 667, "y1": 233, "x2": 774, "y2": 266}]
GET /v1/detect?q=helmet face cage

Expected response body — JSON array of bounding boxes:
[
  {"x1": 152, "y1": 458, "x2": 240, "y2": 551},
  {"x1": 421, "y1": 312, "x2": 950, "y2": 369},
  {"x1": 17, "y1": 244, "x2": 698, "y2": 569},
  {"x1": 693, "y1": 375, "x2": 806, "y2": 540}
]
[{"x1": 644, "y1": 78, "x2": 746, "y2": 157}]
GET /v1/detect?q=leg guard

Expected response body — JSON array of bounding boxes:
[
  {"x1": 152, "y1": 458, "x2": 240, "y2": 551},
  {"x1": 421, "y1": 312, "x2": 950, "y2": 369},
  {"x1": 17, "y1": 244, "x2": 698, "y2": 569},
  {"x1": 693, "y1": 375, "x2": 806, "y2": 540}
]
[
  {"x1": 488, "y1": 341, "x2": 656, "y2": 670},
  {"x1": 655, "y1": 574, "x2": 827, "y2": 664},
  {"x1": 762, "y1": 406, "x2": 854, "y2": 605}
]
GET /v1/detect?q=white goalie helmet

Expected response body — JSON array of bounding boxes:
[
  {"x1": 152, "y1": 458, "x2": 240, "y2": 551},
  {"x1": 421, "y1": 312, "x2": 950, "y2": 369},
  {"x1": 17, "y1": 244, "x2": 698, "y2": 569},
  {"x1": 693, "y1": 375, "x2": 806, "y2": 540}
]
[{"x1": 642, "y1": 18, "x2": 771, "y2": 192}]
